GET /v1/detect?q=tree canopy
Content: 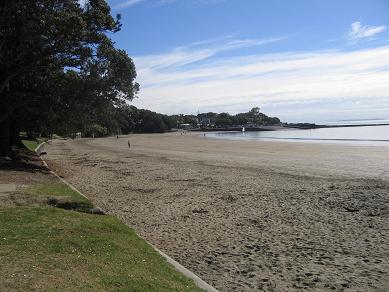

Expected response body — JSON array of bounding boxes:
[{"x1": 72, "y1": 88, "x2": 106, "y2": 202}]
[
  {"x1": 197, "y1": 108, "x2": 280, "y2": 128},
  {"x1": 0, "y1": 0, "x2": 139, "y2": 156}
]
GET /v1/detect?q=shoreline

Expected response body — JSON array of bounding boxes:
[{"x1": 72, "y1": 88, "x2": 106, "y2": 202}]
[
  {"x1": 199, "y1": 124, "x2": 389, "y2": 146},
  {"x1": 189, "y1": 122, "x2": 389, "y2": 132},
  {"x1": 45, "y1": 134, "x2": 389, "y2": 291},
  {"x1": 202, "y1": 132, "x2": 389, "y2": 146}
]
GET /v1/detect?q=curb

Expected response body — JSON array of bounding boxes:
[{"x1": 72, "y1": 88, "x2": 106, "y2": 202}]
[
  {"x1": 35, "y1": 141, "x2": 219, "y2": 292},
  {"x1": 35, "y1": 141, "x2": 89, "y2": 201},
  {"x1": 35, "y1": 141, "x2": 46, "y2": 155},
  {"x1": 150, "y1": 245, "x2": 219, "y2": 292}
]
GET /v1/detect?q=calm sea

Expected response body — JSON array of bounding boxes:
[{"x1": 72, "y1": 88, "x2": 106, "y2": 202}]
[{"x1": 206, "y1": 124, "x2": 389, "y2": 146}]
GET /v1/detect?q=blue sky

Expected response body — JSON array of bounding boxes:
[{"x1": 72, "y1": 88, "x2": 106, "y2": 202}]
[{"x1": 107, "y1": 0, "x2": 389, "y2": 122}]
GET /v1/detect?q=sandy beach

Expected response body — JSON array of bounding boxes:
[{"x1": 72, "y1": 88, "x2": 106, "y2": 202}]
[{"x1": 45, "y1": 133, "x2": 389, "y2": 291}]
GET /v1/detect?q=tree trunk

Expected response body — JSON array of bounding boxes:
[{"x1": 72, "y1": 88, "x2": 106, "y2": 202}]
[
  {"x1": 10, "y1": 119, "x2": 22, "y2": 147},
  {"x1": 0, "y1": 118, "x2": 11, "y2": 157},
  {"x1": 0, "y1": 72, "x2": 18, "y2": 96}
]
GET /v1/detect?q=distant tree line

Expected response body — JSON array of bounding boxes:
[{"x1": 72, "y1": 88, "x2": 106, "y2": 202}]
[
  {"x1": 79, "y1": 105, "x2": 282, "y2": 137},
  {"x1": 197, "y1": 107, "x2": 281, "y2": 128},
  {"x1": 11, "y1": 102, "x2": 282, "y2": 138}
]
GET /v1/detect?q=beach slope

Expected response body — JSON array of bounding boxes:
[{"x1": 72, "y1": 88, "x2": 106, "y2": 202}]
[{"x1": 45, "y1": 133, "x2": 389, "y2": 291}]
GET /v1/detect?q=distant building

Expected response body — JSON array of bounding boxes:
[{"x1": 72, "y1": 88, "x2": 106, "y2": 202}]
[
  {"x1": 199, "y1": 116, "x2": 211, "y2": 127},
  {"x1": 179, "y1": 123, "x2": 193, "y2": 130}
]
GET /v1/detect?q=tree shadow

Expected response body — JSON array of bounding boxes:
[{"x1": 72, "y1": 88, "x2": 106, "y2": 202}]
[{"x1": 0, "y1": 148, "x2": 50, "y2": 173}]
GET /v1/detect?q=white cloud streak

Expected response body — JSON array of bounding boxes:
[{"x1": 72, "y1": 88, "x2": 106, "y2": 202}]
[
  {"x1": 113, "y1": 0, "x2": 223, "y2": 9},
  {"x1": 131, "y1": 38, "x2": 389, "y2": 121},
  {"x1": 348, "y1": 21, "x2": 386, "y2": 40},
  {"x1": 135, "y1": 37, "x2": 282, "y2": 72},
  {"x1": 112, "y1": 0, "x2": 146, "y2": 9}
]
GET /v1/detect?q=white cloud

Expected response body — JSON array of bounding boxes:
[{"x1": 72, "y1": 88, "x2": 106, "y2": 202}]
[
  {"x1": 348, "y1": 21, "x2": 386, "y2": 40},
  {"x1": 131, "y1": 39, "x2": 389, "y2": 121},
  {"x1": 112, "y1": 0, "x2": 146, "y2": 9},
  {"x1": 113, "y1": 0, "x2": 223, "y2": 9},
  {"x1": 112, "y1": 0, "x2": 225, "y2": 9},
  {"x1": 135, "y1": 37, "x2": 282, "y2": 72},
  {"x1": 158, "y1": 0, "x2": 177, "y2": 4}
]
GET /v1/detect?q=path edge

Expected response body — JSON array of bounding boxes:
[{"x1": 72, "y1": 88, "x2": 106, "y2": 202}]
[{"x1": 34, "y1": 140, "x2": 219, "y2": 292}]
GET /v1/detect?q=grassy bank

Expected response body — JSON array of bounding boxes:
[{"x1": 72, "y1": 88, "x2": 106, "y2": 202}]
[
  {"x1": 21, "y1": 139, "x2": 39, "y2": 151},
  {"x1": 0, "y1": 142, "x2": 202, "y2": 291}
]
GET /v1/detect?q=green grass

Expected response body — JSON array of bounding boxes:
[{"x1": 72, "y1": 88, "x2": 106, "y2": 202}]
[
  {"x1": 1, "y1": 142, "x2": 203, "y2": 291},
  {"x1": 21, "y1": 137, "x2": 48, "y2": 152},
  {"x1": 22, "y1": 183, "x2": 93, "y2": 212},
  {"x1": 0, "y1": 207, "x2": 201, "y2": 291},
  {"x1": 36, "y1": 137, "x2": 49, "y2": 144},
  {"x1": 24, "y1": 183, "x2": 87, "y2": 201},
  {"x1": 21, "y1": 139, "x2": 39, "y2": 151},
  {"x1": 52, "y1": 134, "x2": 63, "y2": 139}
]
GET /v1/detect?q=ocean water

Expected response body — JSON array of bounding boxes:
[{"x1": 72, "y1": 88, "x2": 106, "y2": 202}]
[
  {"x1": 206, "y1": 125, "x2": 389, "y2": 145},
  {"x1": 322, "y1": 119, "x2": 389, "y2": 125}
]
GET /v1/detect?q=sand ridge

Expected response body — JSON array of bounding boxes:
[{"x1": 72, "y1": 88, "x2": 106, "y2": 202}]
[{"x1": 45, "y1": 133, "x2": 389, "y2": 291}]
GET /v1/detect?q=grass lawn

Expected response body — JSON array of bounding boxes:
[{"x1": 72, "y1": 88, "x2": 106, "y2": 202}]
[
  {"x1": 21, "y1": 139, "x2": 39, "y2": 151},
  {"x1": 0, "y1": 207, "x2": 201, "y2": 291},
  {"x1": 0, "y1": 142, "x2": 203, "y2": 291},
  {"x1": 23, "y1": 183, "x2": 94, "y2": 212},
  {"x1": 24, "y1": 183, "x2": 89, "y2": 202},
  {"x1": 21, "y1": 137, "x2": 48, "y2": 151}
]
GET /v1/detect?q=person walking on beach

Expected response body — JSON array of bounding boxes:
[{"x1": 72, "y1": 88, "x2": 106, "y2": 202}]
[{"x1": 128, "y1": 139, "x2": 131, "y2": 149}]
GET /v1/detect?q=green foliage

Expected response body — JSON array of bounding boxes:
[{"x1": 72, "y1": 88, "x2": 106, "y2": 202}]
[
  {"x1": 215, "y1": 112, "x2": 233, "y2": 127},
  {"x1": 21, "y1": 140, "x2": 38, "y2": 151},
  {"x1": 131, "y1": 108, "x2": 168, "y2": 133},
  {"x1": 0, "y1": 0, "x2": 138, "y2": 155},
  {"x1": 233, "y1": 113, "x2": 250, "y2": 125},
  {"x1": 85, "y1": 124, "x2": 109, "y2": 137},
  {"x1": 100, "y1": 105, "x2": 282, "y2": 134},
  {"x1": 198, "y1": 107, "x2": 281, "y2": 128}
]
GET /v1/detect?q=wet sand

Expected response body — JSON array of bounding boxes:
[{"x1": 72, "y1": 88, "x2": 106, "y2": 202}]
[{"x1": 45, "y1": 133, "x2": 389, "y2": 291}]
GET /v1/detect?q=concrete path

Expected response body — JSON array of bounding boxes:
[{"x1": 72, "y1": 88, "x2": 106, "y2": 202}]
[{"x1": 0, "y1": 184, "x2": 16, "y2": 194}]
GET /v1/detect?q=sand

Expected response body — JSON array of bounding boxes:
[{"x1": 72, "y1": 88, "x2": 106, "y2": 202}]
[{"x1": 44, "y1": 133, "x2": 389, "y2": 291}]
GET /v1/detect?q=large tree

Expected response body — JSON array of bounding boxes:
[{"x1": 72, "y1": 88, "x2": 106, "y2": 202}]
[
  {"x1": 215, "y1": 112, "x2": 233, "y2": 127},
  {"x1": 0, "y1": 0, "x2": 138, "y2": 156}
]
